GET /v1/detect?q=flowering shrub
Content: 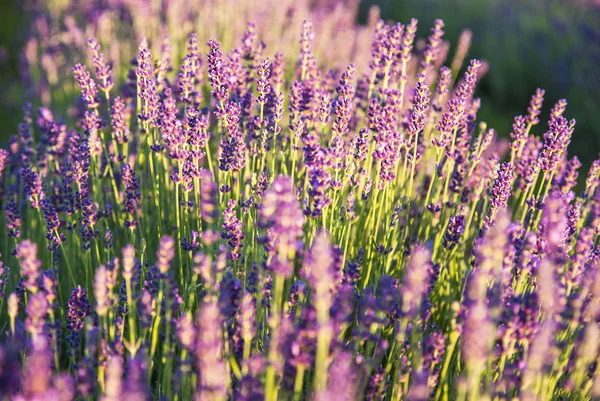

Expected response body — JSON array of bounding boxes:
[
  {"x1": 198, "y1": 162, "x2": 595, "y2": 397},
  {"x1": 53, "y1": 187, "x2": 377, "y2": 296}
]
[{"x1": 0, "y1": 1, "x2": 599, "y2": 400}]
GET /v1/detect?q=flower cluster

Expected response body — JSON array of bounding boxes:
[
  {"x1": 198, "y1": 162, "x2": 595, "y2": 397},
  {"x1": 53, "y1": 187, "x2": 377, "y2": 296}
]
[{"x1": 0, "y1": 2, "x2": 599, "y2": 401}]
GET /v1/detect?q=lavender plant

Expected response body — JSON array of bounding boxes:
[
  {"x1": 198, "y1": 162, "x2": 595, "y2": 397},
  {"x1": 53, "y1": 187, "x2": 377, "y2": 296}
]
[{"x1": 1, "y1": 1, "x2": 599, "y2": 400}]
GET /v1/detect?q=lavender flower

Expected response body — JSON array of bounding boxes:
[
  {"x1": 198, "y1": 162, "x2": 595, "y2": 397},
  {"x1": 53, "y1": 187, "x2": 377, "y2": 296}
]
[
  {"x1": 259, "y1": 175, "x2": 305, "y2": 277},
  {"x1": 25, "y1": 292, "x2": 48, "y2": 339},
  {"x1": 111, "y1": 96, "x2": 129, "y2": 144},
  {"x1": 487, "y1": 162, "x2": 514, "y2": 226},
  {"x1": 66, "y1": 286, "x2": 90, "y2": 332},
  {"x1": 195, "y1": 297, "x2": 227, "y2": 401},
  {"x1": 316, "y1": 352, "x2": 357, "y2": 401},
  {"x1": 94, "y1": 265, "x2": 110, "y2": 317},
  {"x1": 443, "y1": 215, "x2": 465, "y2": 250},
  {"x1": 332, "y1": 64, "x2": 356, "y2": 136},
  {"x1": 207, "y1": 39, "x2": 230, "y2": 102},
  {"x1": 421, "y1": 19, "x2": 445, "y2": 70},
  {"x1": 539, "y1": 116, "x2": 574, "y2": 174},
  {"x1": 16, "y1": 240, "x2": 42, "y2": 293},
  {"x1": 73, "y1": 63, "x2": 99, "y2": 109},
  {"x1": 22, "y1": 165, "x2": 43, "y2": 209},
  {"x1": 156, "y1": 236, "x2": 175, "y2": 274},
  {"x1": 122, "y1": 164, "x2": 141, "y2": 230},
  {"x1": 221, "y1": 200, "x2": 244, "y2": 261},
  {"x1": 525, "y1": 88, "x2": 545, "y2": 126},
  {"x1": 299, "y1": 20, "x2": 317, "y2": 81},
  {"x1": 102, "y1": 355, "x2": 123, "y2": 401},
  {"x1": 218, "y1": 101, "x2": 246, "y2": 172},
  {"x1": 87, "y1": 38, "x2": 113, "y2": 95},
  {"x1": 401, "y1": 245, "x2": 432, "y2": 317},
  {"x1": 136, "y1": 44, "x2": 160, "y2": 127}
]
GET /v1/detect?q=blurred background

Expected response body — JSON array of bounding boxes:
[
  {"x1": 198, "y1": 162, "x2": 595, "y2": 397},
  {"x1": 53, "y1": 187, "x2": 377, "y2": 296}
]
[{"x1": 0, "y1": 0, "x2": 599, "y2": 167}]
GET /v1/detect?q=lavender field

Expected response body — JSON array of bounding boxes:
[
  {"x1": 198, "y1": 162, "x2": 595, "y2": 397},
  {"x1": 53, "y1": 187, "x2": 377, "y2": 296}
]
[{"x1": 0, "y1": 0, "x2": 599, "y2": 400}]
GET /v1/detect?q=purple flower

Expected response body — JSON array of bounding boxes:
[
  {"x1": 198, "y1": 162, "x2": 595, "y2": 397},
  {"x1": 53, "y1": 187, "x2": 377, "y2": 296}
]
[
  {"x1": 461, "y1": 269, "x2": 494, "y2": 380},
  {"x1": 539, "y1": 191, "x2": 568, "y2": 257},
  {"x1": 256, "y1": 57, "x2": 272, "y2": 107},
  {"x1": 94, "y1": 264, "x2": 110, "y2": 316},
  {"x1": 433, "y1": 66, "x2": 452, "y2": 111},
  {"x1": 406, "y1": 73, "x2": 431, "y2": 164},
  {"x1": 179, "y1": 55, "x2": 197, "y2": 104},
  {"x1": 136, "y1": 45, "x2": 160, "y2": 127},
  {"x1": 207, "y1": 39, "x2": 230, "y2": 102},
  {"x1": 538, "y1": 116, "x2": 574, "y2": 173},
  {"x1": 0, "y1": 258, "x2": 7, "y2": 299},
  {"x1": 16, "y1": 240, "x2": 42, "y2": 293},
  {"x1": 66, "y1": 285, "x2": 90, "y2": 332},
  {"x1": 455, "y1": 59, "x2": 482, "y2": 104},
  {"x1": 200, "y1": 171, "x2": 219, "y2": 224},
  {"x1": 218, "y1": 101, "x2": 246, "y2": 172},
  {"x1": 401, "y1": 245, "x2": 432, "y2": 317},
  {"x1": 111, "y1": 96, "x2": 129, "y2": 144},
  {"x1": 443, "y1": 215, "x2": 465, "y2": 250},
  {"x1": 509, "y1": 115, "x2": 527, "y2": 153},
  {"x1": 399, "y1": 19, "x2": 418, "y2": 81},
  {"x1": 19, "y1": 334, "x2": 53, "y2": 398},
  {"x1": 307, "y1": 152, "x2": 332, "y2": 216},
  {"x1": 487, "y1": 162, "x2": 514, "y2": 226},
  {"x1": 332, "y1": 64, "x2": 356, "y2": 136},
  {"x1": 315, "y1": 352, "x2": 357, "y2": 401},
  {"x1": 554, "y1": 156, "x2": 581, "y2": 194},
  {"x1": 525, "y1": 88, "x2": 545, "y2": 126},
  {"x1": 434, "y1": 98, "x2": 464, "y2": 150},
  {"x1": 161, "y1": 88, "x2": 186, "y2": 161},
  {"x1": 352, "y1": 128, "x2": 370, "y2": 163},
  {"x1": 0, "y1": 148, "x2": 8, "y2": 180},
  {"x1": 41, "y1": 198, "x2": 61, "y2": 249},
  {"x1": 221, "y1": 200, "x2": 244, "y2": 261},
  {"x1": 195, "y1": 297, "x2": 227, "y2": 400},
  {"x1": 549, "y1": 98, "x2": 567, "y2": 122},
  {"x1": 421, "y1": 19, "x2": 445, "y2": 70},
  {"x1": 298, "y1": 20, "x2": 317, "y2": 81},
  {"x1": 122, "y1": 164, "x2": 141, "y2": 230},
  {"x1": 259, "y1": 175, "x2": 305, "y2": 277},
  {"x1": 73, "y1": 63, "x2": 99, "y2": 109},
  {"x1": 156, "y1": 236, "x2": 175, "y2": 274},
  {"x1": 303, "y1": 232, "x2": 335, "y2": 310},
  {"x1": 87, "y1": 38, "x2": 113, "y2": 95},
  {"x1": 102, "y1": 354, "x2": 123, "y2": 401},
  {"x1": 123, "y1": 354, "x2": 150, "y2": 400},
  {"x1": 25, "y1": 291, "x2": 48, "y2": 339},
  {"x1": 584, "y1": 159, "x2": 600, "y2": 201},
  {"x1": 22, "y1": 165, "x2": 43, "y2": 209},
  {"x1": 515, "y1": 136, "x2": 542, "y2": 190}
]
